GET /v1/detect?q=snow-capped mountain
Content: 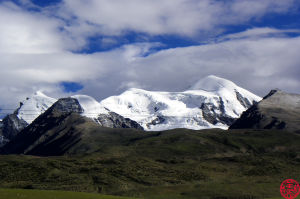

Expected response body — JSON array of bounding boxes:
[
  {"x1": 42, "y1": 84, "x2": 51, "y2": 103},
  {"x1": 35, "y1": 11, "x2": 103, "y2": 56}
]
[
  {"x1": 100, "y1": 75, "x2": 262, "y2": 131},
  {"x1": 15, "y1": 92, "x2": 110, "y2": 127},
  {"x1": 0, "y1": 91, "x2": 56, "y2": 142},
  {"x1": 17, "y1": 91, "x2": 57, "y2": 124},
  {"x1": 0, "y1": 92, "x2": 143, "y2": 146}
]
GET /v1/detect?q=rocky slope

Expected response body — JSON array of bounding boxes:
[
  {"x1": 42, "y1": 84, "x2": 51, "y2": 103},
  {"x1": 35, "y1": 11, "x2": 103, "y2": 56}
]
[
  {"x1": 100, "y1": 75, "x2": 262, "y2": 131},
  {"x1": 230, "y1": 89, "x2": 300, "y2": 132}
]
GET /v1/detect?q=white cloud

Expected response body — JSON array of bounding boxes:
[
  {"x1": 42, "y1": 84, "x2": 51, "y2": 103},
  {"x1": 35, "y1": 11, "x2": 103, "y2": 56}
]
[
  {"x1": 0, "y1": 0, "x2": 299, "y2": 114},
  {"x1": 0, "y1": 2, "x2": 67, "y2": 53},
  {"x1": 1, "y1": 30, "x2": 300, "y2": 111},
  {"x1": 230, "y1": 0, "x2": 297, "y2": 18},
  {"x1": 72, "y1": 33, "x2": 300, "y2": 101},
  {"x1": 219, "y1": 27, "x2": 300, "y2": 41},
  {"x1": 58, "y1": 0, "x2": 298, "y2": 39}
]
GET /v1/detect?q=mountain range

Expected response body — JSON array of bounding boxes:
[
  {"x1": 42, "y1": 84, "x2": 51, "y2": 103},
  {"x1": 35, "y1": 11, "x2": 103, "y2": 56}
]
[{"x1": 0, "y1": 75, "x2": 262, "y2": 147}]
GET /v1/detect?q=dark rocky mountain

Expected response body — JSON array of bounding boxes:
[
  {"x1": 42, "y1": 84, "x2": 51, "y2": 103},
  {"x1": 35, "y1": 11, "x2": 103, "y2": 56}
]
[
  {"x1": 0, "y1": 106, "x2": 28, "y2": 146},
  {"x1": 0, "y1": 113, "x2": 28, "y2": 140},
  {"x1": 230, "y1": 89, "x2": 300, "y2": 132},
  {"x1": 0, "y1": 97, "x2": 143, "y2": 155},
  {"x1": 0, "y1": 128, "x2": 9, "y2": 147}
]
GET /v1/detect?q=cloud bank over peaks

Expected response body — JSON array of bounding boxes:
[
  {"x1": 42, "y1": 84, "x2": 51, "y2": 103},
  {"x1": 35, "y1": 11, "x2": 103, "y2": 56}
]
[{"x1": 0, "y1": 0, "x2": 299, "y2": 116}]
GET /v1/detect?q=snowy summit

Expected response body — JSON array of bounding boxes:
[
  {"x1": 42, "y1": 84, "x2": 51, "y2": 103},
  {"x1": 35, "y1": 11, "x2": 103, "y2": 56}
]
[
  {"x1": 100, "y1": 75, "x2": 262, "y2": 131},
  {"x1": 17, "y1": 91, "x2": 56, "y2": 124}
]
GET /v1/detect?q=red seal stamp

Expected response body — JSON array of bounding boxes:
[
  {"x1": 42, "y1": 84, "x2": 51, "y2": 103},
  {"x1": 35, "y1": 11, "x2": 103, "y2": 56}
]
[{"x1": 280, "y1": 179, "x2": 300, "y2": 199}]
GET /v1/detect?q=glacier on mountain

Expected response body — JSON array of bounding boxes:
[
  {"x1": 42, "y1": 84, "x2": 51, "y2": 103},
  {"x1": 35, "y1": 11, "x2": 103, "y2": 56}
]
[{"x1": 100, "y1": 75, "x2": 262, "y2": 131}]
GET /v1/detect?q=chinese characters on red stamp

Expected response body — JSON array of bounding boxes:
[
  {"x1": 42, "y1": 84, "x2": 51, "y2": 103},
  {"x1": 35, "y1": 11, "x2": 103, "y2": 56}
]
[{"x1": 280, "y1": 179, "x2": 300, "y2": 199}]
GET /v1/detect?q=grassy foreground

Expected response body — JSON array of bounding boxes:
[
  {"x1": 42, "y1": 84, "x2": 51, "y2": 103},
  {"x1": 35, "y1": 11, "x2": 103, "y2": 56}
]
[
  {"x1": 0, "y1": 129, "x2": 299, "y2": 198},
  {"x1": 0, "y1": 188, "x2": 134, "y2": 199}
]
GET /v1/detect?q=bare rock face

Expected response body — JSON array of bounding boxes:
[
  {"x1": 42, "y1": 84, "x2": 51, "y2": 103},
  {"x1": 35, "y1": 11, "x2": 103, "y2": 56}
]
[
  {"x1": 1, "y1": 114, "x2": 28, "y2": 140},
  {"x1": 96, "y1": 112, "x2": 143, "y2": 130},
  {"x1": 200, "y1": 97, "x2": 236, "y2": 126},
  {"x1": 50, "y1": 97, "x2": 84, "y2": 114},
  {"x1": 235, "y1": 90, "x2": 253, "y2": 109},
  {"x1": 0, "y1": 103, "x2": 28, "y2": 146},
  {"x1": 230, "y1": 89, "x2": 300, "y2": 132}
]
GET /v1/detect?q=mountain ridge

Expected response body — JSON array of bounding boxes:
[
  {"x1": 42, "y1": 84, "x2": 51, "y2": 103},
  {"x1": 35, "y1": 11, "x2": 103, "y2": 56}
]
[{"x1": 0, "y1": 75, "x2": 261, "y2": 146}]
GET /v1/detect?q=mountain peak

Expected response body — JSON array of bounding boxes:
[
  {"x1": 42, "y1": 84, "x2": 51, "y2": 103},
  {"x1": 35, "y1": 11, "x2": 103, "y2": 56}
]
[
  {"x1": 189, "y1": 75, "x2": 237, "y2": 91},
  {"x1": 17, "y1": 92, "x2": 57, "y2": 124},
  {"x1": 34, "y1": 90, "x2": 48, "y2": 97}
]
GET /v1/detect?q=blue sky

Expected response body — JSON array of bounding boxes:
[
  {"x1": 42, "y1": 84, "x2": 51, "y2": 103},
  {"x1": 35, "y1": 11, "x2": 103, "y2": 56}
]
[
  {"x1": 0, "y1": 0, "x2": 300, "y2": 113},
  {"x1": 76, "y1": 10, "x2": 300, "y2": 54}
]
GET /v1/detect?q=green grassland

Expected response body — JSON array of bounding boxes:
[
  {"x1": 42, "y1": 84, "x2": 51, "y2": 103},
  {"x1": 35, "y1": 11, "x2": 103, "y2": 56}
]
[{"x1": 0, "y1": 129, "x2": 299, "y2": 198}]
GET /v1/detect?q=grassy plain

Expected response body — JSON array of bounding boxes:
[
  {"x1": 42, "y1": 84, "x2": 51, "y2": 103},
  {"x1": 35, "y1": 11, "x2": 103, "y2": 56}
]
[{"x1": 0, "y1": 129, "x2": 299, "y2": 198}]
